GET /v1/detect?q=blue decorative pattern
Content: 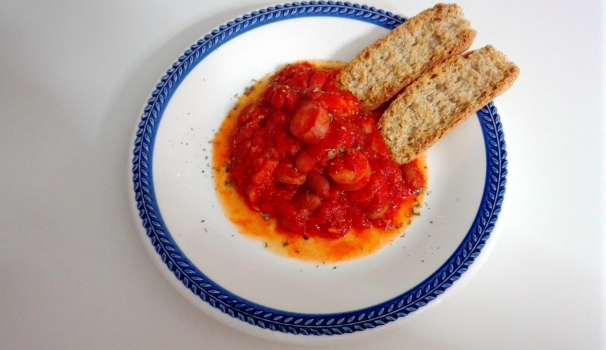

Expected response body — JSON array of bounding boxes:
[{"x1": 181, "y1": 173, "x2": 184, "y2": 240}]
[{"x1": 131, "y1": 2, "x2": 507, "y2": 336}]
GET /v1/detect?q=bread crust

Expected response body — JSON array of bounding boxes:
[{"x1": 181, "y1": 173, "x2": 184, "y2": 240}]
[
  {"x1": 378, "y1": 45, "x2": 520, "y2": 165},
  {"x1": 336, "y1": 3, "x2": 476, "y2": 111}
]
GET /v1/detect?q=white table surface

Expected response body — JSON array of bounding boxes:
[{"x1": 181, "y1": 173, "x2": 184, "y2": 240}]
[{"x1": 1, "y1": 0, "x2": 605, "y2": 349}]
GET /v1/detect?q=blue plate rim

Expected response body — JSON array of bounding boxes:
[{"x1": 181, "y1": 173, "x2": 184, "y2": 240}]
[{"x1": 131, "y1": 1, "x2": 507, "y2": 337}]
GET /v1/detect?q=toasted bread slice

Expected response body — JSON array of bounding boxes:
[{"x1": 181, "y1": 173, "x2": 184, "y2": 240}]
[
  {"x1": 378, "y1": 45, "x2": 520, "y2": 164},
  {"x1": 336, "y1": 3, "x2": 476, "y2": 111}
]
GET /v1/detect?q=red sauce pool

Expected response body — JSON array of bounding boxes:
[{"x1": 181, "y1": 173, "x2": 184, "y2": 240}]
[{"x1": 212, "y1": 61, "x2": 426, "y2": 262}]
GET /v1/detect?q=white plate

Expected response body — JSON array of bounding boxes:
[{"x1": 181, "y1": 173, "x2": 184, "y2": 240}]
[{"x1": 130, "y1": 2, "x2": 507, "y2": 345}]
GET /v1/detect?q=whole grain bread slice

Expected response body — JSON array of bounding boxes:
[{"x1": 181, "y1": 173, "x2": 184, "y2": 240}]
[
  {"x1": 378, "y1": 45, "x2": 520, "y2": 165},
  {"x1": 336, "y1": 3, "x2": 476, "y2": 111}
]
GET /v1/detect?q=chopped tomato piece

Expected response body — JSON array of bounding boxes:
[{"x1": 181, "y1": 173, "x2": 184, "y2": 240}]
[{"x1": 401, "y1": 161, "x2": 424, "y2": 194}]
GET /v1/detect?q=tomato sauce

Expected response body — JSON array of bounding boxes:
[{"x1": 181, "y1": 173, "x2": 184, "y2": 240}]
[{"x1": 212, "y1": 61, "x2": 426, "y2": 262}]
